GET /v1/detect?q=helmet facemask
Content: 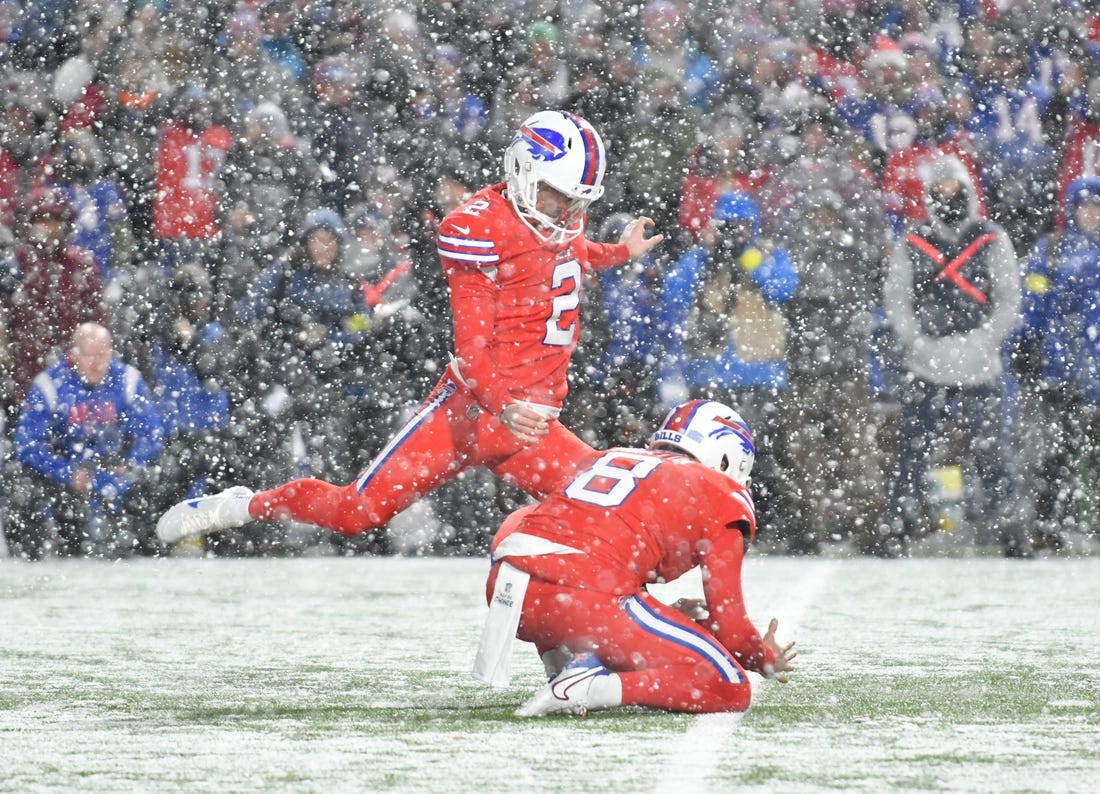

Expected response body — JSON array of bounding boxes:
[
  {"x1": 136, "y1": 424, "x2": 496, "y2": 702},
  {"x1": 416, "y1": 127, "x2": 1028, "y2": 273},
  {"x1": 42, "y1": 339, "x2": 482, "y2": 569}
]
[{"x1": 505, "y1": 169, "x2": 590, "y2": 244}]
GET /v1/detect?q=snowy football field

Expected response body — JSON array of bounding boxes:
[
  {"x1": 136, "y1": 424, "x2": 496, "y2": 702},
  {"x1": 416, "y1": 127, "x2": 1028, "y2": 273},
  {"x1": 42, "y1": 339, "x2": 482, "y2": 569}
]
[{"x1": 2, "y1": 554, "x2": 1098, "y2": 793}]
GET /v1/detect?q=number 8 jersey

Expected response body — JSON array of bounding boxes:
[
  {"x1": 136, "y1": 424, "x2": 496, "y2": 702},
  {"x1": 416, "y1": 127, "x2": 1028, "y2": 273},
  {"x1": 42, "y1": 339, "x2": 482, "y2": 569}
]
[
  {"x1": 493, "y1": 447, "x2": 757, "y2": 596},
  {"x1": 491, "y1": 446, "x2": 762, "y2": 665},
  {"x1": 438, "y1": 183, "x2": 629, "y2": 417}
]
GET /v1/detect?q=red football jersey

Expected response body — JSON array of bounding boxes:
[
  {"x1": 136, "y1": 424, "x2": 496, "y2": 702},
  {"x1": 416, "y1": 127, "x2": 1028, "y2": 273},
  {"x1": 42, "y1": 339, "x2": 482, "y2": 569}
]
[
  {"x1": 492, "y1": 447, "x2": 771, "y2": 672},
  {"x1": 153, "y1": 122, "x2": 232, "y2": 240},
  {"x1": 437, "y1": 183, "x2": 628, "y2": 415}
]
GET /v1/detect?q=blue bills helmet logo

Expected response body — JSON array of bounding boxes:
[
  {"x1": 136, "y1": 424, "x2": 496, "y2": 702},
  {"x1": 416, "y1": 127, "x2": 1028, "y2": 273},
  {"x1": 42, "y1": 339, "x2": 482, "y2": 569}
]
[
  {"x1": 519, "y1": 124, "x2": 567, "y2": 161},
  {"x1": 711, "y1": 416, "x2": 755, "y2": 457}
]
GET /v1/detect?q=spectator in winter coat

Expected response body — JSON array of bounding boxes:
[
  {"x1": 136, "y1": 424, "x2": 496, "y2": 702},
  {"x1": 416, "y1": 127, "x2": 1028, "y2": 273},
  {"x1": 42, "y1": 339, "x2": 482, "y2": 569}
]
[
  {"x1": 1, "y1": 188, "x2": 106, "y2": 412},
  {"x1": 879, "y1": 84, "x2": 987, "y2": 236},
  {"x1": 0, "y1": 92, "x2": 53, "y2": 242},
  {"x1": 305, "y1": 55, "x2": 375, "y2": 214},
  {"x1": 100, "y1": 50, "x2": 169, "y2": 259},
  {"x1": 622, "y1": 67, "x2": 700, "y2": 244},
  {"x1": 518, "y1": 21, "x2": 571, "y2": 109},
  {"x1": 429, "y1": 44, "x2": 490, "y2": 148},
  {"x1": 881, "y1": 154, "x2": 1025, "y2": 557},
  {"x1": 634, "y1": 0, "x2": 719, "y2": 109},
  {"x1": 964, "y1": 30, "x2": 1058, "y2": 250},
  {"x1": 764, "y1": 181, "x2": 892, "y2": 554},
  {"x1": 657, "y1": 191, "x2": 806, "y2": 551},
  {"x1": 49, "y1": 129, "x2": 131, "y2": 283},
  {"x1": 658, "y1": 192, "x2": 797, "y2": 407},
  {"x1": 678, "y1": 111, "x2": 769, "y2": 242},
  {"x1": 366, "y1": 10, "x2": 429, "y2": 144},
  {"x1": 220, "y1": 100, "x2": 323, "y2": 266},
  {"x1": 342, "y1": 207, "x2": 426, "y2": 462},
  {"x1": 835, "y1": 37, "x2": 919, "y2": 174},
  {"x1": 4, "y1": 323, "x2": 163, "y2": 559},
  {"x1": 756, "y1": 99, "x2": 882, "y2": 244},
  {"x1": 1013, "y1": 177, "x2": 1100, "y2": 550},
  {"x1": 569, "y1": 212, "x2": 665, "y2": 449},
  {"x1": 152, "y1": 85, "x2": 232, "y2": 274},
  {"x1": 143, "y1": 263, "x2": 245, "y2": 552},
  {"x1": 258, "y1": 1, "x2": 308, "y2": 84},
  {"x1": 235, "y1": 207, "x2": 366, "y2": 484},
  {"x1": 566, "y1": 39, "x2": 640, "y2": 220},
  {"x1": 210, "y1": 6, "x2": 306, "y2": 126}
]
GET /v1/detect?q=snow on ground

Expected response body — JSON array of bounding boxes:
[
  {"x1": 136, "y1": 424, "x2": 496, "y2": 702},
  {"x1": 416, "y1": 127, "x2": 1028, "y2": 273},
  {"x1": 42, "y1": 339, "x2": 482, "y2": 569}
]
[{"x1": 1, "y1": 555, "x2": 1098, "y2": 793}]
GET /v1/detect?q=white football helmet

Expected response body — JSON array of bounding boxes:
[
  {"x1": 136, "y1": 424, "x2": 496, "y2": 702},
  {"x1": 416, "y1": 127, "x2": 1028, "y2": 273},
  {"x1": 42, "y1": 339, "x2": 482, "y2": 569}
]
[
  {"x1": 504, "y1": 110, "x2": 606, "y2": 243},
  {"x1": 649, "y1": 400, "x2": 755, "y2": 486}
]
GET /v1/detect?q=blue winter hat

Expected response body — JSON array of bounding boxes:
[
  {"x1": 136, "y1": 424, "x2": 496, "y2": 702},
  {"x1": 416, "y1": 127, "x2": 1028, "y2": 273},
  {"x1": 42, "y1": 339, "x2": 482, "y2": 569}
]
[
  {"x1": 302, "y1": 207, "x2": 347, "y2": 242},
  {"x1": 1067, "y1": 177, "x2": 1100, "y2": 207},
  {"x1": 713, "y1": 191, "x2": 760, "y2": 236}
]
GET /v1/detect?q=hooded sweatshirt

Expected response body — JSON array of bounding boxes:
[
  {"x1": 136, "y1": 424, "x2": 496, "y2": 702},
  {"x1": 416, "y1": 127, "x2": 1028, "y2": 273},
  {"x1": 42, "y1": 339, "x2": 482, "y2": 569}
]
[{"x1": 883, "y1": 154, "x2": 1020, "y2": 387}]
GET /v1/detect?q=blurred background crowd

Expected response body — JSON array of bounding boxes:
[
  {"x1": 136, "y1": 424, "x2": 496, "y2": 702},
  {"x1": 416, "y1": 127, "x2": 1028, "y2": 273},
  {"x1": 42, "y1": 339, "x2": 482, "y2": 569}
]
[{"x1": 2, "y1": 0, "x2": 1100, "y2": 560}]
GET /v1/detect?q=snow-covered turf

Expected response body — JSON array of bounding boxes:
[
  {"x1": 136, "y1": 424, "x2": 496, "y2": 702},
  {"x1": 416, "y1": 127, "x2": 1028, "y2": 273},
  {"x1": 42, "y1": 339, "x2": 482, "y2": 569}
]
[{"x1": 2, "y1": 555, "x2": 1098, "y2": 793}]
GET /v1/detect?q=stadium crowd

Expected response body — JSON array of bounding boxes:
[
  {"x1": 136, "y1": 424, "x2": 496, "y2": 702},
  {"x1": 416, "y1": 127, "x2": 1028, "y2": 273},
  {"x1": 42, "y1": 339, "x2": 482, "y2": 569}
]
[{"x1": 2, "y1": 0, "x2": 1099, "y2": 560}]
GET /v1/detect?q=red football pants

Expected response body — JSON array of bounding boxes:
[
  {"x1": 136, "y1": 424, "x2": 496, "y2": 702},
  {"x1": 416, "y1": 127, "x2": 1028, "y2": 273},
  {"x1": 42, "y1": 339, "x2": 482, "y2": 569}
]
[
  {"x1": 249, "y1": 366, "x2": 593, "y2": 535},
  {"x1": 487, "y1": 563, "x2": 753, "y2": 713}
]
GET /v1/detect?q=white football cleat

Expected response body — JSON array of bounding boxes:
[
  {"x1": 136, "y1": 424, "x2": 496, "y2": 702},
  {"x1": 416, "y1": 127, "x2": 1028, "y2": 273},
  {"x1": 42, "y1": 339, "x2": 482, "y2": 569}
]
[
  {"x1": 515, "y1": 653, "x2": 615, "y2": 717},
  {"x1": 156, "y1": 486, "x2": 255, "y2": 544}
]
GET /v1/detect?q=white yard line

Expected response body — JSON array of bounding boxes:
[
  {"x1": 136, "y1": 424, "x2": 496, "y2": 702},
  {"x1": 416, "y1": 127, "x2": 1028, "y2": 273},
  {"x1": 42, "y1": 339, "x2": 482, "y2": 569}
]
[{"x1": 650, "y1": 559, "x2": 838, "y2": 793}]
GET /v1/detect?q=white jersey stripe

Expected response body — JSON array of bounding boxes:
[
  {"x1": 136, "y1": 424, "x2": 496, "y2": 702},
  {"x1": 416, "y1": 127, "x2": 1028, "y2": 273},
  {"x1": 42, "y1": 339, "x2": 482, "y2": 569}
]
[
  {"x1": 437, "y1": 249, "x2": 501, "y2": 264},
  {"x1": 32, "y1": 371, "x2": 58, "y2": 412},
  {"x1": 437, "y1": 234, "x2": 495, "y2": 249}
]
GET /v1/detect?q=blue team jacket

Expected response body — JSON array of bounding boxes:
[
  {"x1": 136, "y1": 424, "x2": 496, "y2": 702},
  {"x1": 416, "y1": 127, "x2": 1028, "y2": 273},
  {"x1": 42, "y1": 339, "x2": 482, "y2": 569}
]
[
  {"x1": 1017, "y1": 177, "x2": 1100, "y2": 403},
  {"x1": 15, "y1": 356, "x2": 164, "y2": 497},
  {"x1": 149, "y1": 322, "x2": 231, "y2": 438},
  {"x1": 659, "y1": 245, "x2": 799, "y2": 393}
]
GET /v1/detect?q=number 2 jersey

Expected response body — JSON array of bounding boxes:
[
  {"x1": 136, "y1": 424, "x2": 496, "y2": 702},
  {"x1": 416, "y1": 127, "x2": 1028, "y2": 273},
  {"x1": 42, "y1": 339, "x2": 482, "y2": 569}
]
[
  {"x1": 491, "y1": 447, "x2": 770, "y2": 671},
  {"x1": 437, "y1": 183, "x2": 629, "y2": 416}
]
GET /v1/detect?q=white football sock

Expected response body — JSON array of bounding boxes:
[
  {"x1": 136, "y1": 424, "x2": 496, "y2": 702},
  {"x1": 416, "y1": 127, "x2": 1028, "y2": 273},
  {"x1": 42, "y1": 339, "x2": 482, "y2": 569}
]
[
  {"x1": 223, "y1": 489, "x2": 255, "y2": 525},
  {"x1": 587, "y1": 672, "x2": 623, "y2": 710}
]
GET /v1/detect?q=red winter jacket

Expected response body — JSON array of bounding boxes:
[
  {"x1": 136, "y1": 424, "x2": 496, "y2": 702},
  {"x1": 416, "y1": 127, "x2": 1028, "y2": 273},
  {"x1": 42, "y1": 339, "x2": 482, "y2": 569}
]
[{"x1": 3, "y1": 242, "x2": 107, "y2": 404}]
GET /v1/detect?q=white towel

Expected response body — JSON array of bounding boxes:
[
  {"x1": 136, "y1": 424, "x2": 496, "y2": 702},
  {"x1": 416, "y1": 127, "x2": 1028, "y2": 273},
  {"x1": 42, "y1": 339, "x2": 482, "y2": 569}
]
[{"x1": 472, "y1": 562, "x2": 531, "y2": 687}]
